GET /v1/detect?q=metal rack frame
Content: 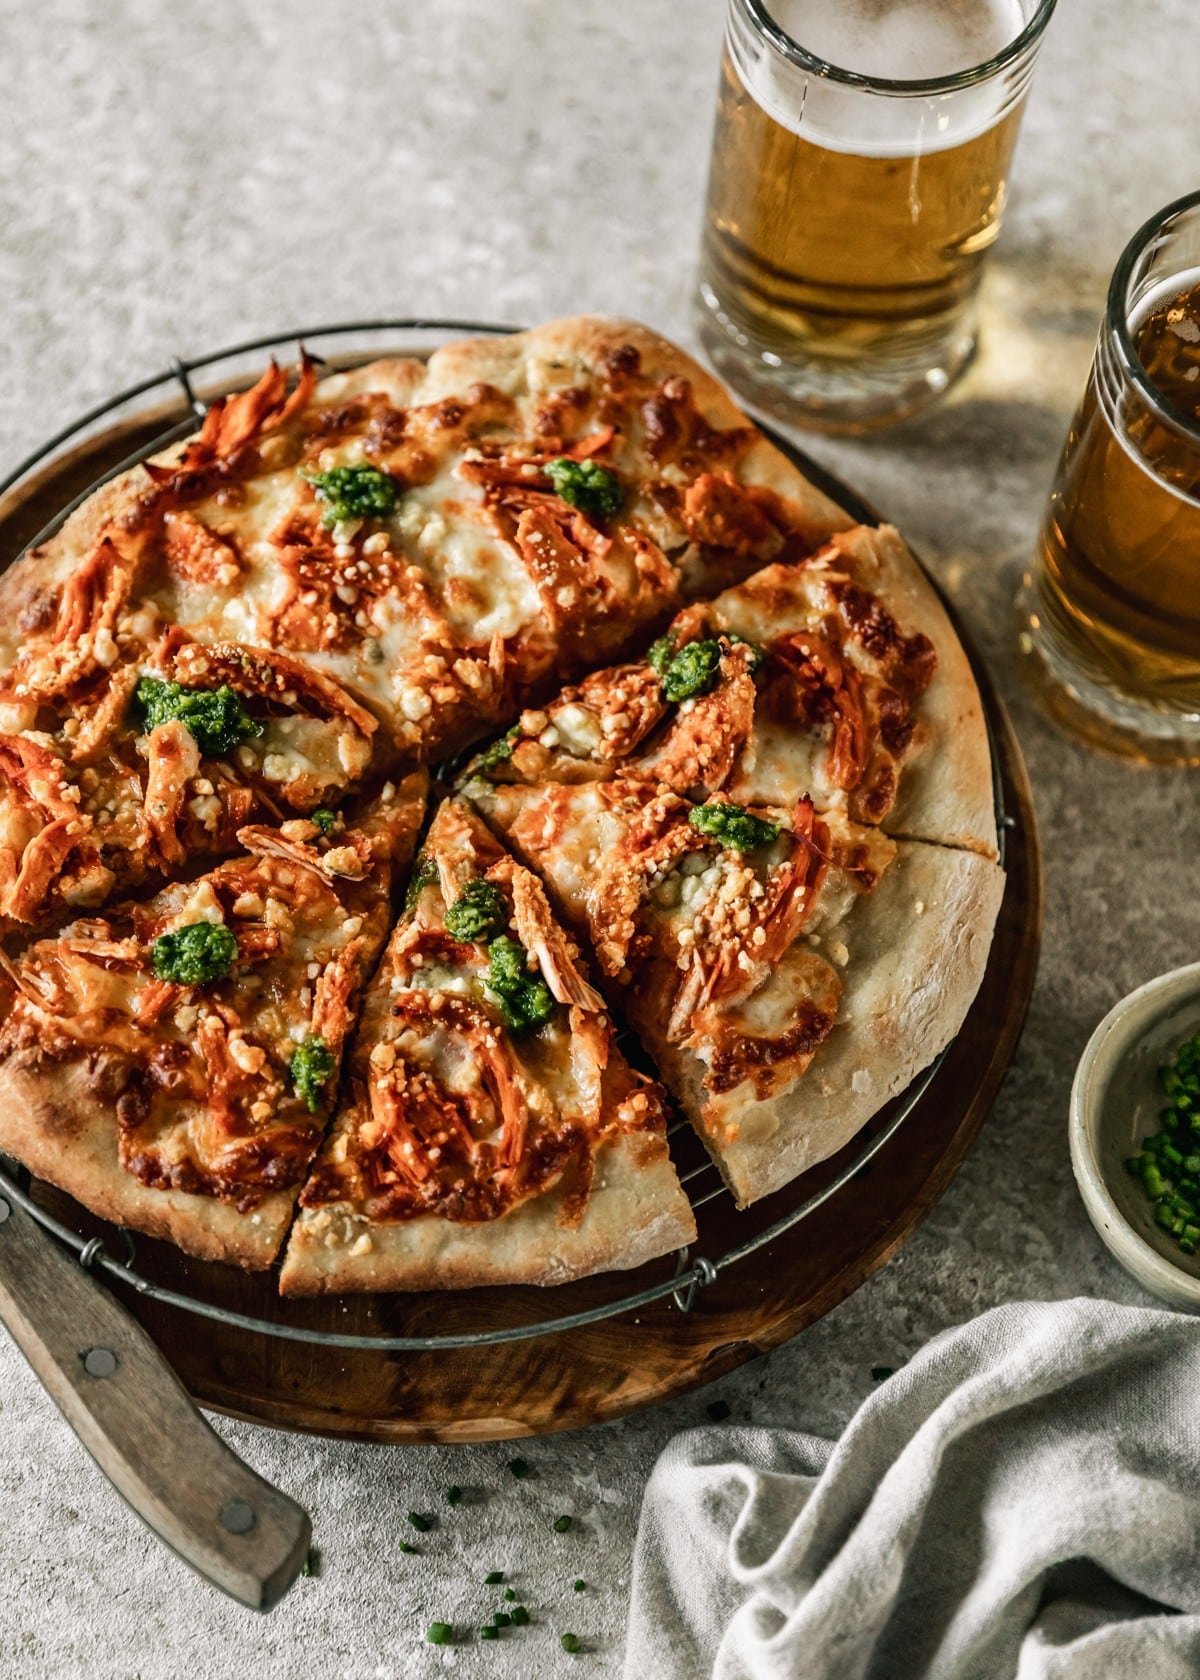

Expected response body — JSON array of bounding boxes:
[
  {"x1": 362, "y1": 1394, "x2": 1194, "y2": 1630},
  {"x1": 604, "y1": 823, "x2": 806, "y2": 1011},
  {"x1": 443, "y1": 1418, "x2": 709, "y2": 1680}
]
[{"x1": 0, "y1": 320, "x2": 1010, "y2": 1352}]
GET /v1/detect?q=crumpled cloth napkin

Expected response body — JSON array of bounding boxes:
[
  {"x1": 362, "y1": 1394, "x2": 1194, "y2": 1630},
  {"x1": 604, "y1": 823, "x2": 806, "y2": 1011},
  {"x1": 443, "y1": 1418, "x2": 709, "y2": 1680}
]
[{"x1": 623, "y1": 1298, "x2": 1200, "y2": 1680}]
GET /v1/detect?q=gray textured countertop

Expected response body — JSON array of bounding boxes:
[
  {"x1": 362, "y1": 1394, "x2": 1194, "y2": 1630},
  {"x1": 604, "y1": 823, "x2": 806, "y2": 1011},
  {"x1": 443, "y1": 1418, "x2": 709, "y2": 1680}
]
[{"x1": 0, "y1": 3, "x2": 1195, "y2": 1676}]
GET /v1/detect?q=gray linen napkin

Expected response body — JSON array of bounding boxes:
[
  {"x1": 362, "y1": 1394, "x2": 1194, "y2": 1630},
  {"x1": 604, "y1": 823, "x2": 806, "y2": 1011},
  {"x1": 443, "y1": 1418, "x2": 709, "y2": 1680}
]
[{"x1": 623, "y1": 1299, "x2": 1200, "y2": 1680}]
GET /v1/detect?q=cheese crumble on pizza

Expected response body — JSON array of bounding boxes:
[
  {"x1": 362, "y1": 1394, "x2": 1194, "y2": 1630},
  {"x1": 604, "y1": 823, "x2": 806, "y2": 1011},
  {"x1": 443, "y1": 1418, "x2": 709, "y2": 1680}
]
[{"x1": 0, "y1": 317, "x2": 1003, "y2": 1285}]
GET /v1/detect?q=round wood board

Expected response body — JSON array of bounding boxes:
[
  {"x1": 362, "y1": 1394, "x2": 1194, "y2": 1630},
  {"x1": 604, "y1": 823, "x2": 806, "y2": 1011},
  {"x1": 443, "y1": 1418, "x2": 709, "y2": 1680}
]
[{"x1": 0, "y1": 366, "x2": 1042, "y2": 1444}]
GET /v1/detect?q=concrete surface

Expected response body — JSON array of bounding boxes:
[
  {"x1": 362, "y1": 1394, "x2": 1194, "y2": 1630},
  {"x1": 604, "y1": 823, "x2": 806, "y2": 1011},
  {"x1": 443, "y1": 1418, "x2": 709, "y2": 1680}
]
[{"x1": 0, "y1": 2, "x2": 1195, "y2": 1675}]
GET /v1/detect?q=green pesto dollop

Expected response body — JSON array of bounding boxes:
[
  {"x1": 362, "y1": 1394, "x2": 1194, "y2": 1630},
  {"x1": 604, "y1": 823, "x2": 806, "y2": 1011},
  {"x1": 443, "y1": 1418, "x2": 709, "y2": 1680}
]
[
  {"x1": 151, "y1": 920, "x2": 238, "y2": 986},
  {"x1": 135, "y1": 677, "x2": 262, "y2": 758},
  {"x1": 289, "y1": 1035, "x2": 336, "y2": 1113},
  {"x1": 445, "y1": 878, "x2": 507, "y2": 944},
  {"x1": 544, "y1": 457, "x2": 621, "y2": 520},
  {"x1": 300, "y1": 463, "x2": 399, "y2": 528},
  {"x1": 475, "y1": 725, "x2": 520, "y2": 773},
  {"x1": 485, "y1": 936, "x2": 555, "y2": 1035},
  {"x1": 404, "y1": 852, "x2": 438, "y2": 912},
  {"x1": 646, "y1": 635, "x2": 675, "y2": 677},
  {"x1": 310, "y1": 807, "x2": 338, "y2": 837},
  {"x1": 660, "y1": 639, "x2": 722, "y2": 704},
  {"x1": 688, "y1": 801, "x2": 781, "y2": 852}
]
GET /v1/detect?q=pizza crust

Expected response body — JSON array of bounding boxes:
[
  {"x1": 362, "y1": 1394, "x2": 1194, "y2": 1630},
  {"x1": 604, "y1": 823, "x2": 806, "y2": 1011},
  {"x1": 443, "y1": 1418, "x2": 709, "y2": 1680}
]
[
  {"x1": 0, "y1": 317, "x2": 1006, "y2": 1286},
  {"x1": 675, "y1": 840, "x2": 1005, "y2": 1206},
  {"x1": 418, "y1": 315, "x2": 855, "y2": 549},
  {"x1": 830, "y1": 525, "x2": 998, "y2": 859},
  {"x1": 0, "y1": 1054, "x2": 295, "y2": 1269},
  {"x1": 278, "y1": 1130, "x2": 696, "y2": 1295}
]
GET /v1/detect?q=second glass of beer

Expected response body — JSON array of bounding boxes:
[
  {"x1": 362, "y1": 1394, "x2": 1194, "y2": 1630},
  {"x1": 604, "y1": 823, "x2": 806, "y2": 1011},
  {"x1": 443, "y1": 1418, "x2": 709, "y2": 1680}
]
[{"x1": 696, "y1": 0, "x2": 1057, "y2": 433}]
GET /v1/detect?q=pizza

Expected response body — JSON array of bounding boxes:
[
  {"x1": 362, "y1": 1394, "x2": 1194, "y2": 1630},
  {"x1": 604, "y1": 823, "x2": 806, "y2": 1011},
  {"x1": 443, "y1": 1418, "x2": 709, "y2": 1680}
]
[
  {"x1": 0, "y1": 775, "x2": 425, "y2": 1266},
  {"x1": 464, "y1": 778, "x2": 1001, "y2": 1204},
  {"x1": 461, "y1": 524, "x2": 997, "y2": 858},
  {"x1": 0, "y1": 316, "x2": 1004, "y2": 1286},
  {"x1": 279, "y1": 798, "x2": 694, "y2": 1293}
]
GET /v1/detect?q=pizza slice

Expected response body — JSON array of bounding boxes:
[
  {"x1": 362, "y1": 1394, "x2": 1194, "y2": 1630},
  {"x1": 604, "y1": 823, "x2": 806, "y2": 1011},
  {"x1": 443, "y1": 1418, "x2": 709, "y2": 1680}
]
[
  {"x1": 0, "y1": 320, "x2": 851, "y2": 773},
  {"x1": 462, "y1": 525, "x2": 997, "y2": 858},
  {"x1": 466, "y1": 777, "x2": 1004, "y2": 1206},
  {"x1": 0, "y1": 626, "x2": 382, "y2": 929},
  {"x1": 0, "y1": 771, "x2": 426, "y2": 1268},
  {"x1": 279, "y1": 797, "x2": 695, "y2": 1295}
]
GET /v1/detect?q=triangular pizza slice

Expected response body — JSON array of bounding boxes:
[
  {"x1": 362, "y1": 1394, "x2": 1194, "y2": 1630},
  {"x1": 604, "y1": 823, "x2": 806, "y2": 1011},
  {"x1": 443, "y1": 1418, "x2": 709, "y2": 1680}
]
[
  {"x1": 462, "y1": 525, "x2": 997, "y2": 858},
  {"x1": 467, "y1": 777, "x2": 1004, "y2": 1206},
  {"x1": 0, "y1": 625, "x2": 383, "y2": 931},
  {"x1": 0, "y1": 772, "x2": 426, "y2": 1268},
  {"x1": 0, "y1": 321, "x2": 850, "y2": 786},
  {"x1": 279, "y1": 797, "x2": 695, "y2": 1295}
]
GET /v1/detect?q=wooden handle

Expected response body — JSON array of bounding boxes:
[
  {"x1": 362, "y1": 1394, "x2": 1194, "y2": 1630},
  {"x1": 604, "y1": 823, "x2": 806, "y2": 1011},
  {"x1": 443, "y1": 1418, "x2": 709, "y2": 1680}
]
[{"x1": 0, "y1": 1185, "x2": 311, "y2": 1610}]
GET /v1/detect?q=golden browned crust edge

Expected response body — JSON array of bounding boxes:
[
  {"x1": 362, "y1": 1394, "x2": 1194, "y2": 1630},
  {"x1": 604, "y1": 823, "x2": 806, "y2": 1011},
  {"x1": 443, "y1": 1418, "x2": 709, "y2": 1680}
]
[
  {"x1": 419, "y1": 315, "x2": 854, "y2": 545},
  {"x1": 672, "y1": 841, "x2": 1005, "y2": 1205},
  {"x1": 0, "y1": 320, "x2": 999, "y2": 1285},
  {"x1": 832, "y1": 524, "x2": 998, "y2": 860},
  {"x1": 278, "y1": 1131, "x2": 696, "y2": 1296}
]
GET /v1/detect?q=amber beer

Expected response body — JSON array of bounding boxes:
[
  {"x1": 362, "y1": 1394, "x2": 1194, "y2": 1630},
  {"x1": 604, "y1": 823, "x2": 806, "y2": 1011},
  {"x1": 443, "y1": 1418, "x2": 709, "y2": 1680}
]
[
  {"x1": 1028, "y1": 206, "x2": 1200, "y2": 761},
  {"x1": 696, "y1": 0, "x2": 1055, "y2": 431}
]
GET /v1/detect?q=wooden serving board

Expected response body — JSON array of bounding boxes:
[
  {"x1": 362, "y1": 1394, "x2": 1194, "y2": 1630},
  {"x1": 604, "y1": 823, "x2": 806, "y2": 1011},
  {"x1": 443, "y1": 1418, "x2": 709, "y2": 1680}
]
[{"x1": 0, "y1": 371, "x2": 1042, "y2": 1444}]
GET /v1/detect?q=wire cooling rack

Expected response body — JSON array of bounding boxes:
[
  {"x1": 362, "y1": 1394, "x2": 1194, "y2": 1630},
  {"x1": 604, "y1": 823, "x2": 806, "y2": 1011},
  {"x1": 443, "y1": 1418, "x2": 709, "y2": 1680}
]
[{"x1": 0, "y1": 320, "x2": 1010, "y2": 1351}]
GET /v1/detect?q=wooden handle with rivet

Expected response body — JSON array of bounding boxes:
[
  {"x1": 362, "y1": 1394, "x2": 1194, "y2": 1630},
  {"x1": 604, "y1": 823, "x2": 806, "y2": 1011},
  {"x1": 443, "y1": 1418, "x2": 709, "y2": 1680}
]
[{"x1": 0, "y1": 1186, "x2": 311, "y2": 1610}]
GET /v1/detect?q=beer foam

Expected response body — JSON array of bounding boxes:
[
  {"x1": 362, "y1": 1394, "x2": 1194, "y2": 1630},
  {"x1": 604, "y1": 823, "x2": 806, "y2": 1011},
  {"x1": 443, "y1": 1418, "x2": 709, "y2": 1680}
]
[
  {"x1": 742, "y1": 0, "x2": 1031, "y2": 155},
  {"x1": 767, "y1": 0, "x2": 1027, "y2": 81}
]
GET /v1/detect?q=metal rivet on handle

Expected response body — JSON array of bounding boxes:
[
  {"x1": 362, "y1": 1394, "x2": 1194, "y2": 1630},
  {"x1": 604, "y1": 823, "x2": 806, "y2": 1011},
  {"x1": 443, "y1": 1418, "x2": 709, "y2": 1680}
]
[
  {"x1": 0, "y1": 1197, "x2": 10, "y2": 1224},
  {"x1": 220, "y1": 1498, "x2": 256, "y2": 1535},
  {"x1": 81, "y1": 1347, "x2": 118, "y2": 1378}
]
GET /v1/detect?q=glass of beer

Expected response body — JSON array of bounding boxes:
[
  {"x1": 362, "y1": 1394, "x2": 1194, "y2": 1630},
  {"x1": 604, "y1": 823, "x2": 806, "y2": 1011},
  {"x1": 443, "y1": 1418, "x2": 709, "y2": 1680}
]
[
  {"x1": 695, "y1": 0, "x2": 1057, "y2": 432},
  {"x1": 1022, "y1": 191, "x2": 1200, "y2": 765}
]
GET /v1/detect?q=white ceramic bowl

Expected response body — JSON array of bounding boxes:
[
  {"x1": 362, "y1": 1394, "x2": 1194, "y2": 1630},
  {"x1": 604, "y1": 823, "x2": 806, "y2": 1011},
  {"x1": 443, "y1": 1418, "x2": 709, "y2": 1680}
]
[{"x1": 1070, "y1": 962, "x2": 1200, "y2": 1310}]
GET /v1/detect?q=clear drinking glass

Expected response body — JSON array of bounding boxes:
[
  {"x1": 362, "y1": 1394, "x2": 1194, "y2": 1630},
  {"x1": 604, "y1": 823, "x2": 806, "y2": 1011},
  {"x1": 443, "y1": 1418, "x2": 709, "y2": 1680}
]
[
  {"x1": 695, "y1": 0, "x2": 1057, "y2": 433},
  {"x1": 1021, "y1": 191, "x2": 1200, "y2": 765}
]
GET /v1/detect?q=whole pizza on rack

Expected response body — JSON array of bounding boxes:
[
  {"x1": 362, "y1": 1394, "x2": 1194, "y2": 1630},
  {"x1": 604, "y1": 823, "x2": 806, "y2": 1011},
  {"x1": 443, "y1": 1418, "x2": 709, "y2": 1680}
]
[{"x1": 0, "y1": 317, "x2": 1003, "y2": 1287}]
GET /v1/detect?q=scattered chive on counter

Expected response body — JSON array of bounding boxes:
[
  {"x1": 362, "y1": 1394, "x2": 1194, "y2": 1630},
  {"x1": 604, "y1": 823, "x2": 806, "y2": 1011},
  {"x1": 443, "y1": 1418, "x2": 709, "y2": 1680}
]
[
  {"x1": 561, "y1": 1632, "x2": 582, "y2": 1653},
  {"x1": 479, "y1": 1625, "x2": 499, "y2": 1641},
  {"x1": 503, "y1": 1587, "x2": 517, "y2": 1601},
  {"x1": 573, "y1": 1578, "x2": 586, "y2": 1592},
  {"x1": 510, "y1": 1605, "x2": 530, "y2": 1626},
  {"x1": 1127, "y1": 1026, "x2": 1200, "y2": 1253},
  {"x1": 706, "y1": 1399, "x2": 731, "y2": 1422},
  {"x1": 446, "y1": 1485, "x2": 462, "y2": 1506},
  {"x1": 508, "y1": 1457, "x2": 530, "y2": 1479},
  {"x1": 553, "y1": 1514, "x2": 572, "y2": 1533},
  {"x1": 484, "y1": 1570, "x2": 505, "y2": 1584},
  {"x1": 407, "y1": 1512, "x2": 432, "y2": 1532},
  {"x1": 426, "y1": 1623, "x2": 452, "y2": 1646},
  {"x1": 398, "y1": 1541, "x2": 420, "y2": 1555}
]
